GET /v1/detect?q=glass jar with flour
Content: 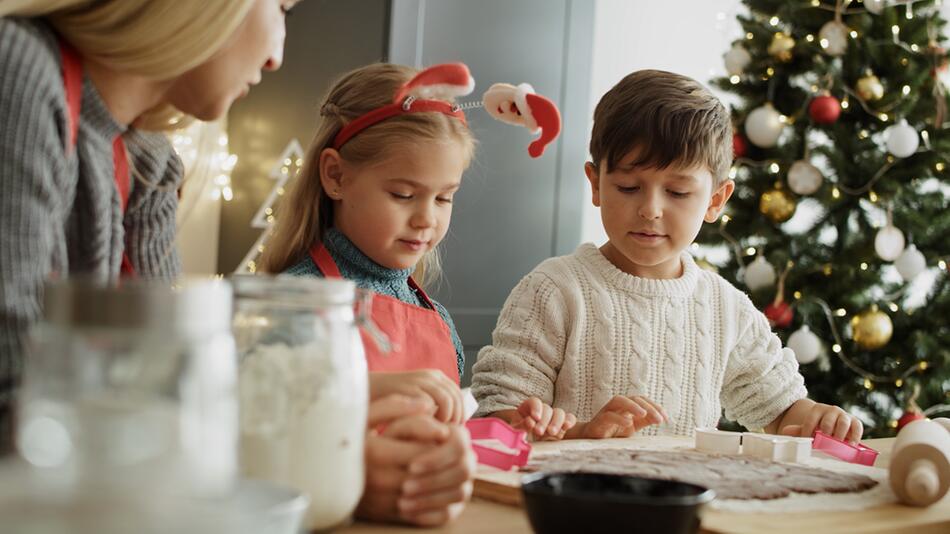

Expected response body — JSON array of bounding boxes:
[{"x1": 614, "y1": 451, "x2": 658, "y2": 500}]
[{"x1": 232, "y1": 275, "x2": 370, "y2": 531}]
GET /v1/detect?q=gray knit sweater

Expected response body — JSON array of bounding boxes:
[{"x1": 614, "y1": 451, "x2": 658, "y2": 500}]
[{"x1": 0, "y1": 18, "x2": 183, "y2": 404}]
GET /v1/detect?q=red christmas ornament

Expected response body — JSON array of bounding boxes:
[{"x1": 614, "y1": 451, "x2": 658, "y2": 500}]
[
  {"x1": 765, "y1": 300, "x2": 794, "y2": 329},
  {"x1": 897, "y1": 410, "x2": 926, "y2": 431},
  {"x1": 897, "y1": 384, "x2": 927, "y2": 432},
  {"x1": 733, "y1": 133, "x2": 747, "y2": 159},
  {"x1": 809, "y1": 94, "x2": 841, "y2": 125},
  {"x1": 765, "y1": 261, "x2": 794, "y2": 329}
]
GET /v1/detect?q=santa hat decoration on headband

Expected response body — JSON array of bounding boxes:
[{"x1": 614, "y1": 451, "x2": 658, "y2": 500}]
[
  {"x1": 332, "y1": 61, "x2": 562, "y2": 158},
  {"x1": 394, "y1": 62, "x2": 475, "y2": 102},
  {"x1": 482, "y1": 83, "x2": 562, "y2": 158}
]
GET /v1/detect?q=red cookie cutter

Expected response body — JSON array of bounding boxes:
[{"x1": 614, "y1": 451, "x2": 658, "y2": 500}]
[
  {"x1": 465, "y1": 417, "x2": 532, "y2": 471},
  {"x1": 812, "y1": 430, "x2": 879, "y2": 466}
]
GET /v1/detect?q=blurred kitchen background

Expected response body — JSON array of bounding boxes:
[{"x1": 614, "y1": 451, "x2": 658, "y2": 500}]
[{"x1": 176, "y1": 0, "x2": 784, "y2": 385}]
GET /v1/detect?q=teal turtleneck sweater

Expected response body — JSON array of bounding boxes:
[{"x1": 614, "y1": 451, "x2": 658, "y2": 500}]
[{"x1": 285, "y1": 229, "x2": 465, "y2": 378}]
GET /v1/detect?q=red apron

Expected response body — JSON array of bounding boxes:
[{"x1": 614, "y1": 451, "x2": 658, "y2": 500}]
[
  {"x1": 309, "y1": 243, "x2": 460, "y2": 385},
  {"x1": 59, "y1": 40, "x2": 135, "y2": 277}
]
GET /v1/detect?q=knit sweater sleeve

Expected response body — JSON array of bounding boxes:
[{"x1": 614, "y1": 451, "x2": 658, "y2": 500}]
[
  {"x1": 0, "y1": 18, "x2": 72, "y2": 401},
  {"x1": 430, "y1": 300, "x2": 465, "y2": 379},
  {"x1": 123, "y1": 130, "x2": 183, "y2": 279},
  {"x1": 720, "y1": 293, "x2": 808, "y2": 430},
  {"x1": 471, "y1": 269, "x2": 568, "y2": 417}
]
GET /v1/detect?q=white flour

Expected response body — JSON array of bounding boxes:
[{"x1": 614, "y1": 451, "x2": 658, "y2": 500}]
[
  {"x1": 238, "y1": 341, "x2": 367, "y2": 530},
  {"x1": 709, "y1": 455, "x2": 896, "y2": 513}
]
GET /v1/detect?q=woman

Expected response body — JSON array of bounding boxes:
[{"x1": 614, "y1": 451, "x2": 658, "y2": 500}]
[
  {"x1": 0, "y1": 0, "x2": 294, "y2": 452},
  {"x1": 0, "y1": 2, "x2": 473, "y2": 526}
]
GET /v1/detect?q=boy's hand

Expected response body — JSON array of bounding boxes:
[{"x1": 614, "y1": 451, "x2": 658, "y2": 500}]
[
  {"x1": 508, "y1": 397, "x2": 578, "y2": 440},
  {"x1": 369, "y1": 370, "x2": 463, "y2": 424},
  {"x1": 575, "y1": 395, "x2": 668, "y2": 439},
  {"x1": 357, "y1": 395, "x2": 473, "y2": 527},
  {"x1": 775, "y1": 399, "x2": 863, "y2": 443}
]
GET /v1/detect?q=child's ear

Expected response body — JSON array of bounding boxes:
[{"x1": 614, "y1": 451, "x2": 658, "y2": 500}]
[
  {"x1": 319, "y1": 148, "x2": 345, "y2": 199},
  {"x1": 584, "y1": 162, "x2": 602, "y2": 208},
  {"x1": 704, "y1": 179, "x2": 735, "y2": 223}
]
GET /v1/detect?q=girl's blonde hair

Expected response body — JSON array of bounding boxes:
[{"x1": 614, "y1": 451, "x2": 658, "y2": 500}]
[
  {"x1": 259, "y1": 63, "x2": 476, "y2": 288},
  {"x1": 1, "y1": 0, "x2": 255, "y2": 130}
]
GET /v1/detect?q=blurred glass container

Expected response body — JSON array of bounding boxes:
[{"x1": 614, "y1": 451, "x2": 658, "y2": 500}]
[
  {"x1": 16, "y1": 278, "x2": 238, "y2": 498},
  {"x1": 232, "y1": 275, "x2": 368, "y2": 532}
]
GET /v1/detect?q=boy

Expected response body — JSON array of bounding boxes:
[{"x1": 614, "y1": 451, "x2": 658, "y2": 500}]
[{"x1": 471, "y1": 70, "x2": 863, "y2": 443}]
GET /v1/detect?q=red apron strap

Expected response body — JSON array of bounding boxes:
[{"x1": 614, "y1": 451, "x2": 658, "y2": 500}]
[
  {"x1": 113, "y1": 135, "x2": 134, "y2": 276},
  {"x1": 58, "y1": 36, "x2": 135, "y2": 277},
  {"x1": 113, "y1": 137, "x2": 131, "y2": 213},
  {"x1": 59, "y1": 40, "x2": 82, "y2": 152},
  {"x1": 408, "y1": 277, "x2": 437, "y2": 310},
  {"x1": 308, "y1": 242, "x2": 344, "y2": 278}
]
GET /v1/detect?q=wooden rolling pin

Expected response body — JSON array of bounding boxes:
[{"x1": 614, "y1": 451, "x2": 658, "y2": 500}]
[{"x1": 889, "y1": 418, "x2": 950, "y2": 506}]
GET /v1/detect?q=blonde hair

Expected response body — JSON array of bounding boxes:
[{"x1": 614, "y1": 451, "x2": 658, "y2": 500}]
[
  {"x1": 1, "y1": 0, "x2": 255, "y2": 130},
  {"x1": 590, "y1": 69, "x2": 733, "y2": 185},
  {"x1": 260, "y1": 63, "x2": 476, "y2": 288}
]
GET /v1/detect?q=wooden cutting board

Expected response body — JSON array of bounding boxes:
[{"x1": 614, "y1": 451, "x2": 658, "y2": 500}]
[{"x1": 474, "y1": 436, "x2": 950, "y2": 534}]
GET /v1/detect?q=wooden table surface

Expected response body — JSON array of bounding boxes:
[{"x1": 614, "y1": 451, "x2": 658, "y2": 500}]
[{"x1": 340, "y1": 437, "x2": 950, "y2": 534}]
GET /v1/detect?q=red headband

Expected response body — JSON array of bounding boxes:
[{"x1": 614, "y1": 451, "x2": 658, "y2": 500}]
[
  {"x1": 331, "y1": 97, "x2": 467, "y2": 150},
  {"x1": 331, "y1": 63, "x2": 474, "y2": 150},
  {"x1": 327, "y1": 62, "x2": 562, "y2": 158}
]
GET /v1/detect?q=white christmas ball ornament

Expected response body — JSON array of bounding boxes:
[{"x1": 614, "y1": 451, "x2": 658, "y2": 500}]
[
  {"x1": 724, "y1": 44, "x2": 752, "y2": 76},
  {"x1": 865, "y1": 0, "x2": 887, "y2": 15},
  {"x1": 787, "y1": 160, "x2": 824, "y2": 195},
  {"x1": 875, "y1": 224, "x2": 906, "y2": 262},
  {"x1": 743, "y1": 255, "x2": 777, "y2": 291},
  {"x1": 819, "y1": 21, "x2": 849, "y2": 56},
  {"x1": 744, "y1": 104, "x2": 784, "y2": 148},
  {"x1": 895, "y1": 244, "x2": 926, "y2": 281},
  {"x1": 885, "y1": 119, "x2": 920, "y2": 158},
  {"x1": 788, "y1": 325, "x2": 822, "y2": 365}
]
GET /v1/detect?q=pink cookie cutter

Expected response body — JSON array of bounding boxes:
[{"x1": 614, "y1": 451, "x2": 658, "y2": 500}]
[
  {"x1": 812, "y1": 430, "x2": 879, "y2": 466},
  {"x1": 465, "y1": 417, "x2": 532, "y2": 471}
]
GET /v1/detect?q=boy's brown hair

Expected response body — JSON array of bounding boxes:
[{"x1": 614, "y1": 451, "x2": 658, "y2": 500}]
[{"x1": 589, "y1": 69, "x2": 733, "y2": 184}]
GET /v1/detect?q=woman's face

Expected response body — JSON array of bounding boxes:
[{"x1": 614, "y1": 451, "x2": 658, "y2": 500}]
[{"x1": 165, "y1": 0, "x2": 297, "y2": 120}]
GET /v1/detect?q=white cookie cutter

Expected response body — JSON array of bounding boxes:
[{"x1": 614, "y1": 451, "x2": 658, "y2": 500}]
[
  {"x1": 694, "y1": 428, "x2": 813, "y2": 463},
  {"x1": 742, "y1": 433, "x2": 813, "y2": 463},
  {"x1": 695, "y1": 428, "x2": 743, "y2": 454}
]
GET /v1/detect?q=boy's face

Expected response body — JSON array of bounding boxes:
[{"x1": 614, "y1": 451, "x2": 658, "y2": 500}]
[{"x1": 585, "y1": 149, "x2": 734, "y2": 279}]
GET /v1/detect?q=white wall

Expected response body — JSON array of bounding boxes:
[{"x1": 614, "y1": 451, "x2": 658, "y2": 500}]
[{"x1": 580, "y1": 0, "x2": 743, "y2": 245}]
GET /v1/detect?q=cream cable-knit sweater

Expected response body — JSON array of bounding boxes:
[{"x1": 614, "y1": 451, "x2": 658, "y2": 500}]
[{"x1": 471, "y1": 243, "x2": 807, "y2": 436}]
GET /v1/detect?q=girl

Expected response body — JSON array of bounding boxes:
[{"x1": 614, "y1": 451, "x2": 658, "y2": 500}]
[
  {"x1": 260, "y1": 62, "x2": 477, "y2": 526},
  {"x1": 0, "y1": 0, "x2": 294, "y2": 453}
]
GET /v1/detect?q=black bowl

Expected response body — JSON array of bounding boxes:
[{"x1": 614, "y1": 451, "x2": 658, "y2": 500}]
[{"x1": 521, "y1": 472, "x2": 715, "y2": 534}]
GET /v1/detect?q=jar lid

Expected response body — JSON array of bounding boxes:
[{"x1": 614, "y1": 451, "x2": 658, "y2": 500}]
[
  {"x1": 42, "y1": 277, "x2": 232, "y2": 334},
  {"x1": 231, "y1": 274, "x2": 356, "y2": 308}
]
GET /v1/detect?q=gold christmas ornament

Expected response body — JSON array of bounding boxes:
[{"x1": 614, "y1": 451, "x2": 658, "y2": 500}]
[
  {"x1": 856, "y1": 72, "x2": 884, "y2": 101},
  {"x1": 850, "y1": 305, "x2": 893, "y2": 350},
  {"x1": 768, "y1": 32, "x2": 796, "y2": 62},
  {"x1": 759, "y1": 186, "x2": 797, "y2": 223}
]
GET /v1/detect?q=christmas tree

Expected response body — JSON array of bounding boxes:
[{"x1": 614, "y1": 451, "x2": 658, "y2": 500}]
[
  {"x1": 702, "y1": 0, "x2": 950, "y2": 437},
  {"x1": 236, "y1": 139, "x2": 305, "y2": 274}
]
